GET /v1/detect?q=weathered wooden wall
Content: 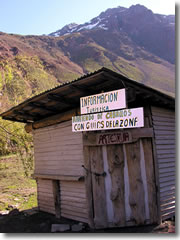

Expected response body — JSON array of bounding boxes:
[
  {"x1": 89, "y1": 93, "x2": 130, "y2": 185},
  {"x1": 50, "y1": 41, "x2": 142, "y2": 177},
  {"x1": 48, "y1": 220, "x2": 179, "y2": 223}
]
[
  {"x1": 60, "y1": 181, "x2": 88, "y2": 223},
  {"x1": 33, "y1": 120, "x2": 84, "y2": 176},
  {"x1": 151, "y1": 106, "x2": 175, "y2": 220},
  {"x1": 37, "y1": 178, "x2": 56, "y2": 215},
  {"x1": 33, "y1": 120, "x2": 89, "y2": 223}
]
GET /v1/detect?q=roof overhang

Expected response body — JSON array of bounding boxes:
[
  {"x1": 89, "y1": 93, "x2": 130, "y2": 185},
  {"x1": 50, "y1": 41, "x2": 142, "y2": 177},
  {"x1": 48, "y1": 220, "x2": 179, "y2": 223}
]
[{"x1": 0, "y1": 68, "x2": 175, "y2": 123}]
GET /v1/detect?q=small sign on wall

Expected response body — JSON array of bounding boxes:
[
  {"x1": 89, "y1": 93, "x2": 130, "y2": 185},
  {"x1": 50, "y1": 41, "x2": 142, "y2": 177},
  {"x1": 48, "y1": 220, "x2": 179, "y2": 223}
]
[
  {"x1": 80, "y1": 89, "x2": 126, "y2": 114},
  {"x1": 72, "y1": 107, "x2": 144, "y2": 132},
  {"x1": 97, "y1": 131, "x2": 132, "y2": 145}
]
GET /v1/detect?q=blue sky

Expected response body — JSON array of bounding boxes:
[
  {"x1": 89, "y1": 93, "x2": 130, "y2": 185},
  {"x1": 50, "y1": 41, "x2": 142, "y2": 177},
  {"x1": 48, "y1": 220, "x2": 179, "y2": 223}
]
[{"x1": 0, "y1": 0, "x2": 175, "y2": 35}]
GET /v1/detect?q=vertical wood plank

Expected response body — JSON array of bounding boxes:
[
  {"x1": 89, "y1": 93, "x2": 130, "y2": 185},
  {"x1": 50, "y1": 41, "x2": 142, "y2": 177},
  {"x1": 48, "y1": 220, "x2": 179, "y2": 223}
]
[
  {"x1": 142, "y1": 138, "x2": 158, "y2": 223},
  {"x1": 123, "y1": 144, "x2": 131, "y2": 222},
  {"x1": 52, "y1": 180, "x2": 61, "y2": 218},
  {"x1": 83, "y1": 146, "x2": 95, "y2": 228},
  {"x1": 90, "y1": 146, "x2": 108, "y2": 228},
  {"x1": 106, "y1": 144, "x2": 126, "y2": 226},
  {"x1": 125, "y1": 140, "x2": 146, "y2": 224},
  {"x1": 140, "y1": 140, "x2": 150, "y2": 221},
  {"x1": 36, "y1": 179, "x2": 40, "y2": 211},
  {"x1": 102, "y1": 146, "x2": 114, "y2": 224}
]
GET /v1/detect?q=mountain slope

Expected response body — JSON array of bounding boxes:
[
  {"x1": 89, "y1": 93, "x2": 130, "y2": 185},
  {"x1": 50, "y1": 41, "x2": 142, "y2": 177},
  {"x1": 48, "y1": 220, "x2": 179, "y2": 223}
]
[
  {"x1": 0, "y1": 32, "x2": 84, "y2": 110},
  {"x1": 0, "y1": 4, "x2": 175, "y2": 113},
  {"x1": 50, "y1": 4, "x2": 175, "y2": 64}
]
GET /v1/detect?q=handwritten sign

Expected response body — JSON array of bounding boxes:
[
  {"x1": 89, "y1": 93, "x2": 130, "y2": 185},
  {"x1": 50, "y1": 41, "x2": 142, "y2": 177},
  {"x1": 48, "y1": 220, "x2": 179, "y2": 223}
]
[
  {"x1": 80, "y1": 89, "x2": 126, "y2": 114},
  {"x1": 97, "y1": 131, "x2": 132, "y2": 145},
  {"x1": 72, "y1": 107, "x2": 144, "y2": 132}
]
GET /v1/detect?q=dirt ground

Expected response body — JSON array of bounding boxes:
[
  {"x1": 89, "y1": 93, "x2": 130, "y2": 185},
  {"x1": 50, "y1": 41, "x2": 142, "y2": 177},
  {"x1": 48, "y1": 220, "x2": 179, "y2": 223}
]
[
  {"x1": 0, "y1": 208, "x2": 175, "y2": 233},
  {"x1": 0, "y1": 155, "x2": 37, "y2": 212}
]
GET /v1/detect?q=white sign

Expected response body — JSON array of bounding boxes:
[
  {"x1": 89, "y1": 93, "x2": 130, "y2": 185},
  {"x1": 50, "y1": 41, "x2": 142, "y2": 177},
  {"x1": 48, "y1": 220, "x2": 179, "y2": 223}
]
[
  {"x1": 80, "y1": 89, "x2": 126, "y2": 114},
  {"x1": 72, "y1": 107, "x2": 144, "y2": 132}
]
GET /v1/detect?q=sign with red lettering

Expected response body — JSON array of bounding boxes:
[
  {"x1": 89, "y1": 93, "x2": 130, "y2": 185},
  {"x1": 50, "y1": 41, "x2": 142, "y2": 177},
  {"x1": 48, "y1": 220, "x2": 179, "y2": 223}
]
[{"x1": 96, "y1": 131, "x2": 132, "y2": 145}]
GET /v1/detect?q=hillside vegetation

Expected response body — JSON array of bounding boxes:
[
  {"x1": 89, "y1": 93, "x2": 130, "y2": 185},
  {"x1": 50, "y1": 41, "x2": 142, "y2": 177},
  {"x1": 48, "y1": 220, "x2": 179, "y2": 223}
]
[{"x1": 0, "y1": 155, "x2": 37, "y2": 213}]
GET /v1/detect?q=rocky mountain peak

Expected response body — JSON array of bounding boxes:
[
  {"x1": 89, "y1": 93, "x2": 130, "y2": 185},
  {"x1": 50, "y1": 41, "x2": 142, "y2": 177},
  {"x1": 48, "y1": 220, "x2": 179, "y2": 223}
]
[
  {"x1": 129, "y1": 4, "x2": 151, "y2": 12},
  {"x1": 49, "y1": 23, "x2": 78, "y2": 37},
  {"x1": 48, "y1": 4, "x2": 175, "y2": 64},
  {"x1": 49, "y1": 5, "x2": 174, "y2": 37}
]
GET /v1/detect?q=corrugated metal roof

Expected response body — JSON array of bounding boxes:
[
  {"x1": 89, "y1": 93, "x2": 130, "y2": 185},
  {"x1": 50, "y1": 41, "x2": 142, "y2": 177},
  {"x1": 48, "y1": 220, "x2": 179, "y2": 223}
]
[{"x1": 0, "y1": 67, "x2": 175, "y2": 123}]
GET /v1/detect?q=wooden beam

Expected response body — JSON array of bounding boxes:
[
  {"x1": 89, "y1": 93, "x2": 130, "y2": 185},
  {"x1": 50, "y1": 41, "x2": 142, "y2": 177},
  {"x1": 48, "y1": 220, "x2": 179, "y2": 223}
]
[
  {"x1": 28, "y1": 108, "x2": 80, "y2": 130},
  {"x1": 142, "y1": 94, "x2": 152, "y2": 100},
  {"x1": 131, "y1": 85, "x2": 174, "y2": 108},
  {"x1": 103, "y1": 72, "x2": 127, "y2": 88},
  {"x1": 48, "y1": 94, "x2": 78, "y2": 106},
  {"x1": 83, "y1": 128, "x2": 154, "y2": 146},
  {"x1": 13, "y1": 110, "x2": 39, "y2": 121},
  {"x1": 25, "y1": 123, "x2": 33, "y2": 133},
  {"x1": 80, "y1": 77, "x2": 110, "y2": 92},
  {"x1": 127, "y1": 88, "x2": 136, "y2": 102},
  {"x1": 2, "y1": 116, "x2": 29, "y2": 123},
  {"x1": 48, "y1": 94, "x2": 69, "y2": 105},
  {"x1": 23, "y1": 110, "x2": 42, "y2": 119},
  {"x1": 29, "y1": 102, "x2": 59, "y2": 113},
  {"x1": 70, "y1": 84, "x2": 94, "y2": 95},
  {"x1": 32, "y1": 173, "x2": 84, "y2": 181}
]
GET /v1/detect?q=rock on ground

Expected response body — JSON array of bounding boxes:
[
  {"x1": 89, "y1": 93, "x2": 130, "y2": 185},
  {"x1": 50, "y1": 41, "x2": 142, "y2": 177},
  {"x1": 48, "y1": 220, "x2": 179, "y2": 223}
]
[
  {"x1": 71, "y1": 224, "x2": 83, "y2": 232},
  {"x1": 51, "y1": 224, "x2": 70, "y2": 232}
]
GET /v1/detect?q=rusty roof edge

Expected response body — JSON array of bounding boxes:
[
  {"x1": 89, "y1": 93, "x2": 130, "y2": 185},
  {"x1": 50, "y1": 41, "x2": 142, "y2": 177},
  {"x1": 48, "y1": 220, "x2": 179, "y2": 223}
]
[{"x1": 0, "y1": 67, "x2": 175, "y2": 120}]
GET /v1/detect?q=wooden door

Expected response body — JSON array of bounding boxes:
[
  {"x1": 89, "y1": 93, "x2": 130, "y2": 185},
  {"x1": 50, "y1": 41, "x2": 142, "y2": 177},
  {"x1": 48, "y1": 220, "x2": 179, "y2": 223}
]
[
  {"x1": 83, "y1": 132, "x2": 158, "y2": 228},
  {"x1": 89, "y1": 146, "x2": 108, "y2": 228}
]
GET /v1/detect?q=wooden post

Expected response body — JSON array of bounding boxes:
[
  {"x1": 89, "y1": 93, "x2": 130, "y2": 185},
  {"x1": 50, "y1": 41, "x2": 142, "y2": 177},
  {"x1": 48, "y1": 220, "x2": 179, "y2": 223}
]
[
  {"x1": 106, "y1": 144, "x2": 126, "y2": 226},
  {"x1": 125, "y1": 140, "x2": 146, "y2": 225},
  {"x1": 123, "y1": 144, "x2": 131, "y2": 222},
  {"x1": 102, "y1": 146, "x2": 114, "y2": 224},
  {"x1": 89, "y1": 146, "x2": 108, "y2": 228},
  {"x1": 140, "y1": 139, "x2": 150, "y2": 222},
  {"x1": 83, "y1": 146, "x2": 95, "y2": 229},
  {"x1": 52, "y1": 180, "x2": 61, "y2": 218},
  {"x1": 142, "y1": 138, "x2": 158, "y2": 223}
]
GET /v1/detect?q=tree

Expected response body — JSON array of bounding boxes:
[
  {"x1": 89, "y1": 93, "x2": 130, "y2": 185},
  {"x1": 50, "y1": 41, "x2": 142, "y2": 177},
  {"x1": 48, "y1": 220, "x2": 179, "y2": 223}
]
[{"x1": 0, "y1": 119, "x2": 34, "y2": 177}]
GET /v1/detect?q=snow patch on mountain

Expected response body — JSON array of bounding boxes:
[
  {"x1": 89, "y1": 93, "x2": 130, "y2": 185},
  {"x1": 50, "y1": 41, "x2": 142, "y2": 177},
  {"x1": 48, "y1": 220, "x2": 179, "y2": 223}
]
[
  {"x1": 98, "y1": 24, "x2": 108, "y2": 30},
  {"x1": 78, "y1": 21, "x2": 100, "y2": 31},
  {"x1": 49, "y1": 5, "x2": 175, "y2": 37}
]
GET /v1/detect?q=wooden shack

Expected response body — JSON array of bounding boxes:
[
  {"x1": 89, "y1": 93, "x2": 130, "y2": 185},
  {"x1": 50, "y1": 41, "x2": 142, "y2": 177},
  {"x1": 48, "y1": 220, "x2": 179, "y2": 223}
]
[{"x1": 0, "y1": 68, "x2": 175, "y2": 229}]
